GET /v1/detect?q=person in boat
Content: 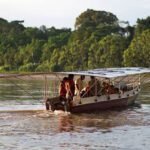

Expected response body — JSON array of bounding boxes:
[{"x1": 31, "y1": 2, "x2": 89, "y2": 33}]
[
  {"x1": 87, "y1": 76, "x2": 102, "y2": 96},
  {"x1": 102, "y1": 80, "x2": 109, "y2": 95},
  {"x1": 59, "y1": 77, "x2": 68, "y2": 101},
  {"x1": 65, "y1": 74, "x2": 75, "y2": 100},
  {"x1": 47, "y1": 75, "x2": 75, "y2": 111},
  {"x1": 46, "y1": 77, "x2": 68, "y2": 111},
  {"x1": 102, "y1": 79, "x2": 119, "y2": 95},
  {"x1": 75, "y1": 75, "x2": 85, "y2": 96}
]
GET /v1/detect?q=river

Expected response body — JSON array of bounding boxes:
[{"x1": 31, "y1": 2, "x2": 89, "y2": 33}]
[{"x1": 0, "y1": 78, "x2": 149, "y2": 150}]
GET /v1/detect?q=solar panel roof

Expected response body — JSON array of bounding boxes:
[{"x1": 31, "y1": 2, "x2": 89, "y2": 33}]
[{"x1": 60, "y1": 67, "x2": 150, "y2": 78}]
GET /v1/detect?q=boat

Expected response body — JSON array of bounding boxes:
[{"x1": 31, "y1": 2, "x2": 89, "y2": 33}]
[
  {"x1": 45, "y1": 67, "x2": 150, "y2": 113},
  {"x1": 0, "y1": 67, "x2": 149, "y2": 113}
]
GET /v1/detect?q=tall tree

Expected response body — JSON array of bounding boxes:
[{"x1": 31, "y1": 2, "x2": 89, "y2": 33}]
[{"x1": 75, "y1": 9, "x2": 118, "y2": 30}]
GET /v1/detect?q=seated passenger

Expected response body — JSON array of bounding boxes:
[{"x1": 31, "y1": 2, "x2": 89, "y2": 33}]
[
  {"x1": 102, "y1": 81, "x2": 119, "y2": 95},
  {"x1": 107, "y1": 84, "x2": 117, "y2": 94},
  {"x1": 88, "y1": 76, "x2": 101, "y2": 96},
  {"x1": 102, "y1": 81, "x2": 109, "y2": 94}
]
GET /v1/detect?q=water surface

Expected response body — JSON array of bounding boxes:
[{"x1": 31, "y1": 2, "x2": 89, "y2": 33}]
[{"x1": 0, "y1": 78, "x2": 149, "y2": 150}]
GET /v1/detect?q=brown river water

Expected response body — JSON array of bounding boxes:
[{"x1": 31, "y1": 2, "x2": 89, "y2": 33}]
[{"x1": 0, "y1": 78, "x2": 150, "y2": 150}]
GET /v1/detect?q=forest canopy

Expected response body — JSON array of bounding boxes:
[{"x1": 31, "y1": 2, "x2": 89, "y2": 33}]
[{"x1": 0, "y1": 9, "x2": 149, "y2": 72}]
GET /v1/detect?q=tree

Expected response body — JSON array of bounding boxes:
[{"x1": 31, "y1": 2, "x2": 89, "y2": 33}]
[
  {"x1": 123, "y1": 29, "x2": 150, "y2": 67},
  {"x1": 75, "y1": 9, "x2": 118, "y2": 30},
  {"x1": 17, "y1": 39, "x2": 44, "y2": 71},
  {"x1": 41, "y1": 27, "x2": 71, "y2": 63},
  {"x1": 135, "y1": 17, "x2": 150, "y2": 34},
  {"x1": 88, "y1": 34, "x2": 127, "y2": 68},
  {"x1": 71, "y1": 9, "x2": 121, "y2": 44},
  {"x1": 0, "y1": 12, "x2": 149, "y2": 72}
]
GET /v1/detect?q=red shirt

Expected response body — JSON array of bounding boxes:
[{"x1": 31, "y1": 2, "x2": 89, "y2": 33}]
[
  {"x1": 59, "y1": 81, "x2": 67, "y2": 97},
  {"x1": 65, "y1": 79, "x2": 75, "y2": 97}
]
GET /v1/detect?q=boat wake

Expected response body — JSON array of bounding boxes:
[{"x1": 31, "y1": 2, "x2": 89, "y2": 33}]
[{"x1": 54, "y1": 110, "x2": 71, "y2": 115}]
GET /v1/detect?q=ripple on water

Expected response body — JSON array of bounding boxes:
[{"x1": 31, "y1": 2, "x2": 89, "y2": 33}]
[{"x1": 0, "y1": 105, "x2": 150, "y2": 150}]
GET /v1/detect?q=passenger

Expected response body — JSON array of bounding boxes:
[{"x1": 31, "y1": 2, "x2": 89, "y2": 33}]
[
  {"x1": 88, "y1": 76, "x2": 101, "y2": 96},
  {"x1": 81, "y1": 82, "x2": 90, "y2": 97},
  {"x1": 102, "y1": 81, "x2": 109, "y2": 94},
  {"x1": 46, "y1": 77, "x2": 68, "y2": 111},
  {"x1": 75, "y1": 75, "x2": 85, "y2": 96},
  {"x1": 102, "y1": 80, "x2": 119, "y2": 94},
  {"x1": 59, "y1": 77, "x2": 68, "y2": 101},
  {"x1": 107, "y1": 84, "x2": 116, "y2": 94},
  {"x1": 65, "y1": 74, "x2": 75, "y2": 100}
]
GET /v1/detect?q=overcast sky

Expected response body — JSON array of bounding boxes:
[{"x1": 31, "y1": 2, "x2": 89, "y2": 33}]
[{"x1": 0, "y1": 0, "x2": 150, "y2": 29}]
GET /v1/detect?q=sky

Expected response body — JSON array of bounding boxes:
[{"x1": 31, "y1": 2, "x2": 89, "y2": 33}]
[{"x1": 0, "y1": 0, "x2": 150, "y2": 29}]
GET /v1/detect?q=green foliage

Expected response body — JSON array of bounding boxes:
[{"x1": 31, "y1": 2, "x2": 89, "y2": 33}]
[
  {"x1": 41, "y1": 27, "x2": 71, "y2": 63},
  {"x1": 0, "y1": 65, "x2": 12, "y2": 72},
  {"x1": 72, "y1": 9, "x2": 121, "y2": 43},
  {"x1": 135, "y1": 17, "x2": 150, "y2": 34},
  {"x1": 49, "y1": 49, "x2": 62, "y2": 71},
  {"x1": 0, "y1": 10, "x2": 149, "y2": 72},
  {"x1": 19, "y1": 63, "x2": 38, "y2": 72},
  {"x1": 123, "y1": 29, "x2": 150, "y2": 67},
  {"x1": 99, "y1": 35, "x2": 127, "y2": 67},
  {"x1": 35, "y1": 61, "x2": 50, "y2": 72},
  {"x1": 75, "y1": 9, "x2": 118, "y2": 30},
  {"x1": 87, "y1": 34, "x2": 127, "y2": 68}
]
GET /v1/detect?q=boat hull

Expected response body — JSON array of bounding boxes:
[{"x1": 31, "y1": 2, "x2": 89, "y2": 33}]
[
  {"x1": 71, "y1": 94, "x2": 138, "y2": 113},
  {"x1": 45, "y1": 91, "x2": 139, "y2": 113}
]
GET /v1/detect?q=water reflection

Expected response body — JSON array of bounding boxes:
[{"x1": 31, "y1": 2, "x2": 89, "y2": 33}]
[
  {"x1": 0, "y1": 78, "x2": 44, "y2": 101},
  {"x1": 33, "y1": 106, "x2": 149, "y2": 134},
  {"x1": 58, "y1": 115, "x2": 74, "y2": 132}
]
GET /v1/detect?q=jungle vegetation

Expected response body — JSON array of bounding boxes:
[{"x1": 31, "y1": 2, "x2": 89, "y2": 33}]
[{"x1": 0, "y1": 9, "x2": 150, "y2": 72}]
